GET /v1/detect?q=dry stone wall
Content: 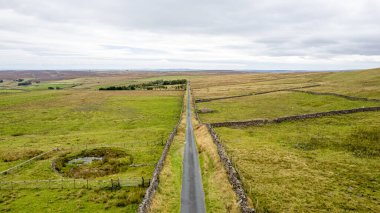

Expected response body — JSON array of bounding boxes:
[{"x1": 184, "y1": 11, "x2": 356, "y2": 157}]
[
  {"x1": 195, "y1": 84, "x2": 320, "y2": 103},
  {"x1": 210, "y1": 106, "x2": 380, "y2": 128},
  {"x1": 191, "y1": 87, "x2": 202, "y2": 123},
  {"x1": 206, "y1": 124, "x2": 255, "y2": 213},
  {"x1": 289, "y1": 89, "x2": 380, "y2": 102}
]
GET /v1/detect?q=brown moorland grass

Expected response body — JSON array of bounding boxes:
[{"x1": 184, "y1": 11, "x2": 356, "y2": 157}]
[
  {"x1": 191, "y1": 68, "x2": 380, "y2": 101},
  {"x1": 194, "y1": 124, "x2": 240, "y2": 212},
  {"x1": 191, "y1": 72, "x2": 329, "y2": 99},
  {"x1": 304, "y1": 68, "x2": 380, "y2": 99}
]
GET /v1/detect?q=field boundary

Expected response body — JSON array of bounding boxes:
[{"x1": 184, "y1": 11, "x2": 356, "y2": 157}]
[
  {"x1": 137, "y1": 87, "x2": 186, "y2": 213},
  {"x1": 210, "y1": 106, "x2": 380, "y2": 128},
  {"x1": 206, "y1": 124, "x2": 255, "y2": 213},
  {"x1": 0, "y1": 148, "x2": 58, "y2": 175},
  {"x1": 0, "y1": 177, "x2": 145, "y2": 190},
  {"x1": 288, "y1": 89, "x2": 380, "y2": 102},
  {"x1": 191, "y1": 86, "x2": 202, "y2": 123},
  {"x1": 195, "y1": 84, "x2": 320, "y2": 103}
]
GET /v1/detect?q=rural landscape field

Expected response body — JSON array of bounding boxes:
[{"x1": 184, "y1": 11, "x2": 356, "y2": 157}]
[
  {"x1": 1, "y1": 0, "x2": 380, "y2": 212},
  {"x1": 0, "y1": 68, "x2": 379, "y2": 212}
]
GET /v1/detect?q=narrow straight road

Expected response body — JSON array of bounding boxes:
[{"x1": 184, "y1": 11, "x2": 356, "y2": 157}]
[{"x1": 180, "y1": 85, "x2": 206, "y2": 213}]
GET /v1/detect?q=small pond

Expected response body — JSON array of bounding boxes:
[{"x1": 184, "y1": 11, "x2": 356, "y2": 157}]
[{"x1": 67, "y1": 157, "x2": 103, "y2": 165}]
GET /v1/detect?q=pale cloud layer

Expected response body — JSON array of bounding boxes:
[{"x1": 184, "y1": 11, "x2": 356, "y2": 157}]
[{"x1": 0, "y1": 0, "x2": 380, "y2": 70}]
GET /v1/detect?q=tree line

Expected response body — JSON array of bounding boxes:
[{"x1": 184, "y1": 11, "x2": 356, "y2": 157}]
[{"x1": 99, "y1": 79, "x2": 187, "y2": 91}]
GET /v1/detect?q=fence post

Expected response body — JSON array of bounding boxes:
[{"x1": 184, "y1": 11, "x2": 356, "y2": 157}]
[
  {"x1": 141, "y1": 177, "x2": 144, "y2": 187},
  {"x1": 86, "y1": 179, "x2": 89, "y2": 189}
]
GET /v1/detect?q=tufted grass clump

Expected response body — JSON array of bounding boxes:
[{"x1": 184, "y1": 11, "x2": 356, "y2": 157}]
[{"x1": 345, "y1": 127, "x2": 380, "y2": 157}]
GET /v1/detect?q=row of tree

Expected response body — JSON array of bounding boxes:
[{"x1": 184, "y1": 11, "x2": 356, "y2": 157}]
[
  {"x1": 99, "y1": 79, "x2": 187, "y2": 91},
  {"x1": 18, "y1": 80, "x2": 32, "y2": 86}
]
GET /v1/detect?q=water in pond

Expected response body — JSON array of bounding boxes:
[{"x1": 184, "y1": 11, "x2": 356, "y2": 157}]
[{"x1": 68, "y1": 157, "x2": 103, "y2": 165}]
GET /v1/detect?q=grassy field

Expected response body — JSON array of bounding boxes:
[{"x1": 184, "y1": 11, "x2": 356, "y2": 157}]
[
  {"x1": 190, "y1": 68, "x2": 380, "y2": 212},
  {"x1": 214, "y1": 111, "x2": 380, "y2": 212},
  {"x1": 192, "y1": 68, "x2": 380, "y2": 100},
  {"x1": 0, "y1": 74, "x2": 183, "y2": 212},
  {"x1": 191, "y1": 72, "x2": 325, "y2": 99},
  {"x1": 149, "y1": 92, "x2": 187, "y2": 213},
  {"x1": 197, "y1": 91, "x2": 378, "y2": 123},
  {"x1": 1, "y1": 68, "x2": 379, "y2": 212},
  {"x1": 304, "y1": 68, "x2": 380, "y2": 99}
]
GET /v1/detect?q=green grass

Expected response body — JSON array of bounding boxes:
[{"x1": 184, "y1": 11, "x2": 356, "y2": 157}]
[
  {"x1": 197, "y1": 91, "x2": 378, "y2": 123},
  {"x1": 0, "y1": 89, "x2": 24, "y2": 94},
  {"x1": 149, "y1": 122, "x2": 184, "y2": 212},
  {"x1": 214, "y1": 111, "x2": 380, "y2": 212},
  {"x1": 0, "y1": 87, "x2": 183, "y2": 211},
  {"x1": 0, "y1": 187, "x2": 145, "y2": 212},
  {"x1": 148, "y1": 88, "x2": 186, "y2": 213},
  {"x1": 0, "y1": 79, "x2": 79, "y2": 91}
]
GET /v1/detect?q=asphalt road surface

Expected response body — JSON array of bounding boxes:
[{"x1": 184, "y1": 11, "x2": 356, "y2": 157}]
[{"x1": 180, "y1": 86, "x2": 206, "y2": 213}]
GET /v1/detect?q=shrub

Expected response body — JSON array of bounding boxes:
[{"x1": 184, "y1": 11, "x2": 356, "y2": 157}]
[
  {"x1": 99, "y1": 79, "x2": 187, "y2": 91},
  {"x1": 17, "y1": 80, "x2": 32, "y2": 86}
]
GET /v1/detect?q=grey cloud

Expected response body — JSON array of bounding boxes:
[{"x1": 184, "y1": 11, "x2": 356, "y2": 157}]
[
  {"x1": 0, "y1": 0, "x2": 379, "y2": 69},
  {"x1": 102, "y1": 45, "x2": 166, "y2": 54}
]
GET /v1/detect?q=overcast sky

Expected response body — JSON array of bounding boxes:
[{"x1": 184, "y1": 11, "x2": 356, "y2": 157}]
[{"x1": 0, "y1": 0, "x2": 380, "y2": 70}]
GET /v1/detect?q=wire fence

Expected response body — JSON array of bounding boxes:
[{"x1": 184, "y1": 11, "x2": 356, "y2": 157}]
[
  {"x1": 0, "y1": 142, "x2": 162, "y2": 176},
  {"x1": 63, "y1": 141, "x2": 166, "y2": 152},
  {"x1": 0, "y1": 148, "x2": 58, "y2": 175},
  {"x1": 0, "y1": 177, "x2": 150, "y2": 190}
]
